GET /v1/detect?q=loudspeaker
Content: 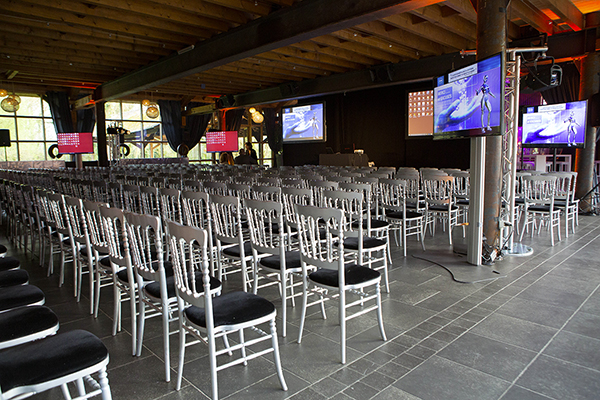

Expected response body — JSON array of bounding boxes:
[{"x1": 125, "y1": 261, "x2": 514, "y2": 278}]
[
  {"x1": 0, "y1": 129, "x2": 11, "y2": 147},
  {"x1": 589, "y1": 92, "x2": 600, "y2": 128},
  {"x1": 217, "y1": 94, "x2": 235, "y2": 108}
]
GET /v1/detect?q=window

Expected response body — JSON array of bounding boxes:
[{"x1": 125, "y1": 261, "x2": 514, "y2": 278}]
[
  {"x1": 0, "y1": 95, "x2": 56, "y2": 161},
  {"x1": 105, "y1": 100, "x2": 175, "y2": 161}
]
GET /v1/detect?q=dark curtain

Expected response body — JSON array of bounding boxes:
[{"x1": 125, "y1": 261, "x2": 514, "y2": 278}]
[
  {"x1": 184, "y1": 103, "x2": 211, "y2": 150},
  {"x1": 158, "y1": 100, "x2": 182, "y2": 152},
  {"x1": 225, "y1": 109, "x2": 245, "y2": 131},
  {"x1": 43, "y1": 91, "x2": 74, "y2": 133},
  {"x1": 76, "y1": 107, "x2": 96, "y2": 133},
  {"x1": 541, "y1": 62, "x2": 580, "y2": 104},
  {"x1": 264, "y1": 108, "x2": 283, "y2": 165}
]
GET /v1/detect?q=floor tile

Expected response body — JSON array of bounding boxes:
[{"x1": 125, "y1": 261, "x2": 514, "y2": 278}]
[{"x1": 543, "y1": 331, "x2": 600, "y2": 371}]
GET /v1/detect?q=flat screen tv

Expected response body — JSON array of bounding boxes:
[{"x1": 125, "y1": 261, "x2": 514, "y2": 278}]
[
  {"x1": 282, "y1": 102, "x2": 325, "y2": 142},
  {"x1": 407, "y1": 89, "x2": 434, "y2": 137},
  {"x1": 433, "y1": 53, "x2": 504, "y2": 140},
  {"x1": 206, "y1": 130, "x2": 238, "y2": 153},
  {"x1": 57, "y1": 132, "x2": 94, "y2": 154},
  {"x1": 521, "y1": 100, "x2": 587, "y2": 148}
]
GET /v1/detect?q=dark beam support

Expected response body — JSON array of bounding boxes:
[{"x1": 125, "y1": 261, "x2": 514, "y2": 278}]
[
  {"x1": 95, "y1": 101, "x2": 108, "y2": 167},
  {"x1": 95, "y1": 0, "x2": 444, "y2": 101}
]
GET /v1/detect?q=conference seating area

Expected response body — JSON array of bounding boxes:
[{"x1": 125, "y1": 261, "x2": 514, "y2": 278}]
[{"x1": 1, "y1": 164, "x2": 599, "y2": 400}]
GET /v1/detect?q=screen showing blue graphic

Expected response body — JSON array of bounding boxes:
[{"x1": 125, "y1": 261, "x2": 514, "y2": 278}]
[
  {"x1": 433, "y1": 53, "x2": 504, "y2": 140},
  {"x1": 282, "y1": 103, "x2": 326, "y2": 142},
  {"x1": 521, "y1": 100, "x2": 587, "y2": 148}
]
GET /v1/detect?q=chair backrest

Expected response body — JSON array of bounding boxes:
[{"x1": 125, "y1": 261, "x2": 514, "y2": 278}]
[
  {"x1": 92, "y1": 180, "x2": 109, "y2": 203},
  {"x1": 63, "y1": 196, "x2": 88, "y2": 247},
  {"x1": 82, "y1": 200, "x2": 110, "y2": 254},
  {"x1": 124, "y1": 211, "x2": 166, "y2": 283},
  {"x1": 280, "y1": 178, "x2": 305, "y2": 188},
  {"x1": 251, "y1": 185, "x2": 282, "y2": 202},
  {"x1": 308, "y1": 180, "x2": 339, "y2": 207},
  {"x1": 547, "y1": 172, "x2": 572, "y2": 201},
  {"x1": 166, "y1": 221, "x2": 210, "y2": 310},
  {"x1": 244, "y1": 198, "x2": 285, "y2": 257},
  {"x1": 294, "y1": 204, "x2": 344, "y2": 272},
  {"x1": 422, "y1": 176, "x2": 455, "y2": 206},
  {"x1": 323, "y1": 190, "x2": 363, "y2": 239},
  {"x1": 449, "y1": 170, "x2": 470, "y2": 198},
  {"x1": 108, "y1": 182, "x2": 123, "y2": 208},
  {"x1": 522, "y1": 175, "x2": 557, "y2": 205},
  {"x1": 121, "y1": 184, "x2": 141, "y2": 213},
  {"x1": 159, "y1": 187, "x2": 182, "y2": 224},
  {"x1": 47, "y1": 192, "x2": 70, "y2": 236},
  {"x1": 181, "y1": 180, "x2": 202, "y2": 192},
  {"x1": 181, "y1": 190, "x2": 211, "y2": 229},
  {"x1": 209, "y1": 194, "x2": 243, "y2": 246},
  {"x1": 255, "y1": 177, "x2": 281, "y2": 187},
  {"x1": 226, "y1": 183, "x2": 252, "y2": 200},
  {"x1": 378, "y1": 178, "x2": 408, "y2": 213},
  {"x1": 281, "y1": 187, "x2": 313, "y2": 230},
  {"x1": 140, "y1": 185, "x2": 161, "y2": 217},
  {"x1": 203, "y1": 181, "x2": 227, "y2": 196},
  {"x1": 99, "y1": 205, "x2": 129, "y2": 269}
]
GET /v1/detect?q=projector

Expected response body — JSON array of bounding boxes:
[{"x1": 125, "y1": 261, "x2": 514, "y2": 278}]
[{"x1": 522, "y1": 64, "x2": 562, "y2": 92}]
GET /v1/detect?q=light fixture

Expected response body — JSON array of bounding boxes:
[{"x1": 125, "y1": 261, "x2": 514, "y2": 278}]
[
  {"x1": 0, "y1": 89, "x2": 7, "y2": 97},
  {"x1": 8, "y1": 94, "x2": 20, "y2": 104},
  {"x1": 1, "y1": 97, "x2": 19, "y2": 113},
  {"x1": 251, "y1": 110, "x2": 264, "y2": 124},
  {"x1": 142, "y1": 99, "x2": 151, "y2": 106},
  {"x1": 248, "y1": 107, "x2": 256, "y2": 114},
  {"x1": 146, "y1": 103, "x2": 159, "y2": 119}
]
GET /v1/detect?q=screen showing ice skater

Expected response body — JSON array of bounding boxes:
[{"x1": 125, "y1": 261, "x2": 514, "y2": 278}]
[
  {"x1": 282, "y1": 103, "x2": 325, "y2": 142},
  {"x1": 522, "y1": 100, "x2": 587, "y2": 148},
  {"x1": 433, "y1": 53, "x2": 503, "y2": 140}
]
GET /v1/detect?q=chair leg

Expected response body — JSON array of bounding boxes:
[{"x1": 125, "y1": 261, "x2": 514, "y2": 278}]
[
  {"x1": 136, "y1": 300, "x2": 146, "y2": 357},
  {"x1": 269, "y1": 319, "x2": 288, "y2": 391},
  {"x1": 98, "y1": 367, "x2": 113, "y2": 400},
  {"x1": 376, "y1": 283, "x2": 387, "y2": 342},
  {"x1": 162, "y1": 301, "x2": 171, "y2": 382},
  {"x1": 339, "y1": 288, "x2": 346, "y2": 364},
  {"x1": 297, "y1": 278, "x2": 309, "y2": 344}
]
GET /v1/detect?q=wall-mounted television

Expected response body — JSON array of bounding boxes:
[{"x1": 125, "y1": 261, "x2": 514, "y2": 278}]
[
  {"x1": 407, "y1": 89, "x2": 434, "y2": 137},
  {"x1": 206, "y1": 130, "x2": 238, "y2": 153},
  {"x1": 433, "y1": 53, "x2": 504, "y2": 140},
  {"x1": 521, "y1": 100, "x2": 587, "y2": 148},
  {"x1": 282, "y1": 102, "x2": 325, "y2": 142},
  {"x1": 57, "y1": 132, "x2": 94, "y2": 154}
]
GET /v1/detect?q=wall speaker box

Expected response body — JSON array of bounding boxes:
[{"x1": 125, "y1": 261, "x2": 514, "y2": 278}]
[{"x1": 0, "y1": 129, "x2": 11, "y2": 147}]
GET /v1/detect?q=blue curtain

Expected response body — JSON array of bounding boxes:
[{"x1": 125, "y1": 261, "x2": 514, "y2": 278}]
[
  {"x1": 225, "y1": 109, "x2": 245, "y2": 131},
  {"x1": 43, "y1": 91, "x2": 74, "y2": 133},
  {"x1": 158, "y1": 100, "x2": 182, "y2": 152},
  {"x1": 264, "y1": 108, "x2": 283, "y2": 166},
  {"x1": 76, "y1": 107, "x2": 96, "y2": 133}
]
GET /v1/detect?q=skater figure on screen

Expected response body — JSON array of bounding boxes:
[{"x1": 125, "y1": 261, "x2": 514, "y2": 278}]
[
  {"x1": 564, "y1": 112, "x2": 579, "y2": 146},
  {"x1": 476, "y1": 75, "x2": 496, "y2": 133}
]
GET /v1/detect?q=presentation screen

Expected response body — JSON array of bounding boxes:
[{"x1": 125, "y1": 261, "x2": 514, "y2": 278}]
[
  {"x1": 521, "y1": 100, "x2": 587, "y2": 148},
  {"x1": 282, "y1": 103, "x2": 326, "y2": 142},
  {"x1": 57, "y1": 132, "x2": 94, "y2": 154},
  {"x1": 407, "y1": 89, "x2": 434, "y2": 137},
  {"x1": 206, "y1": 130, "x2": 238, "y2": 153},
  {"x1": 433, "y1": 53, "x2": 504, "y2": 140}
]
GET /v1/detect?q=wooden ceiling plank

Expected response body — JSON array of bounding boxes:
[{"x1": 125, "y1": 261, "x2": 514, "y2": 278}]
[
  {"x1": 96, "y1": 0, "x2": 453, "y2": 100},
  {"x1": 378, "y1": 16, "x2": 466, "y2": 52},
  {"x1": 331, "y1": 29, "x2": 418, "y2": 60},
  {"x1": 203, "y1": 0, "x2": 271, "y2": 16},
  {"x1": 226, "y1": 59, "x2": 317, "y2": 79},
  {"x1": 297, "y1": 37, "x2": 384, "y2": 64},
  {"x1": 239, "y1": 57, "x2": 325, "y2": 77},
  {"x1": 509, "y1": 0, "x2": 554, "y2": 35},
  {"x1": 442, "y1": 0, "x2": 477, "y2": 23},
  {"x1": 80, "y1": 0, "x2": 233, "y2": 33},
  {"x1": 0, "y1": 1, "x2": 199, "y2": 45},
  {"x1": 542, "y1": 0, "x2": 584, "y2": 31},
  {"x1": 410, "y1": 3, "x2": 476, "y2": 41},
  {"x1": 1, "y1": 63, "x2": 118, "y2": 82}
]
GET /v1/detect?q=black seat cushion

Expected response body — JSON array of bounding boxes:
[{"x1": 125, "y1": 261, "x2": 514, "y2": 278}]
[
  {"x1": 0, "y1": 305, "x2": 59, "y2": 344},
  {"x1": 427, "y1": 204, "x2": 459, "y2": 211},
  {"x1": 184, "y1": 291, "x2": 275, "y2": 328},
  {"x1": 0, "y1": 257, "x2": 20, "y2": 272},
  {"x1": 456, "y1": 199, "x2": 469, "y2": 206},
  {"x1": 0, "y1": 330, "x2": 108, "y2": 394},
  {"x1": 344, "y1": 236, "x2": 386, "y2": 250},
  {"x1": 0, "y1": 244, "x2": 7, "y2": 254},
  {"x1": 144, "y1": 273, "x2": 221, "y2": 299},
  {"x1": 116, "y1": 261, "x2": 174, "y2": 284},
  {"x1": 0, "y1": 285, "x2": 45, "y2": 312},
  {"x1": 222, "y1": 241, "x2": 253, "y2": 258},
  {"x1": 529, "y1": 205, "x2": 552, "y2": 212},
  {"x1": 0, "y1": 270, "x2": 29, "y2": 288},
  {"x1": 385, "y1": 210, "x2": 423, "y2": 220},
  {"x1": 260, "y1": 251, "x2": 302, "y2": 271},
  {"x1": 351, "y1": 219, "x2": 390, "y2": 230},
  {"x1": 309, "y1": 264, "x2": 380, "y2": 287},
  {"x1": 79, "y1": 247, "x2": 108, "y2": 259}
]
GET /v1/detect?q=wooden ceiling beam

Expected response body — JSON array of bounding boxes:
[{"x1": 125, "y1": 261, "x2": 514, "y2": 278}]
[
  {"x1": 96, "y1": 0, "x2": 450, "y2": 101},
  {"x1": 379, "y1": 15, "x2": 466, "y2": 52},
  {"x1": 226, "y1": 59, "x2": 317, "y2": 79},
  {"x1": 542, "y1": 0, "x2": 584, "y2": 31},
  {"x1": 1, "y1": 56, "x2": 127, "y2": 77},
  {"x1": 203, "y1": 0, "x2": 271, "y2": 17},
  {"x1": 332, "y1": 29, "x2": 419, "y2": 60},
  {"x1": 509, "y1": 0, "x2": 554, "y2": 35},
  {"x1": 0, "y1": 0, "x2": 199, "y2": 45},
  {"x1": 442, "y1": 0, "x2": 477, "y2": 23},
  {"x1": 294, "y1": 38, "x2": 383, "y2": 65},
  {"x1": 81, "y1": 0, "x2": 234, "y2": 32},
  {"x1": 0, "y1": 19, "x2": 176, "y2": 56},
  {"x1": 1, "y1": 63, "x2": 117, "y2": 83},
  {"x1": 269, "y1": 47, "x2": 360, "y2": 71},
  {"x1": 145, "y1": 0, "x2": 251, "y2": 25},
  {"x1": 410, "y1": 4, "x2": 476, "y2": 41}
]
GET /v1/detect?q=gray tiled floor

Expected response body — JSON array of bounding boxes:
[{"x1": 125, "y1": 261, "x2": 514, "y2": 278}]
[{"x1": 7, "y1": 214, "x2": 600, "y2": 400}]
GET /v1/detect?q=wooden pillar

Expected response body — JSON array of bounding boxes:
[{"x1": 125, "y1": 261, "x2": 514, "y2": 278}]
[{"x1": 96, "y1": 101, "x2": 108, "y2": 167}]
